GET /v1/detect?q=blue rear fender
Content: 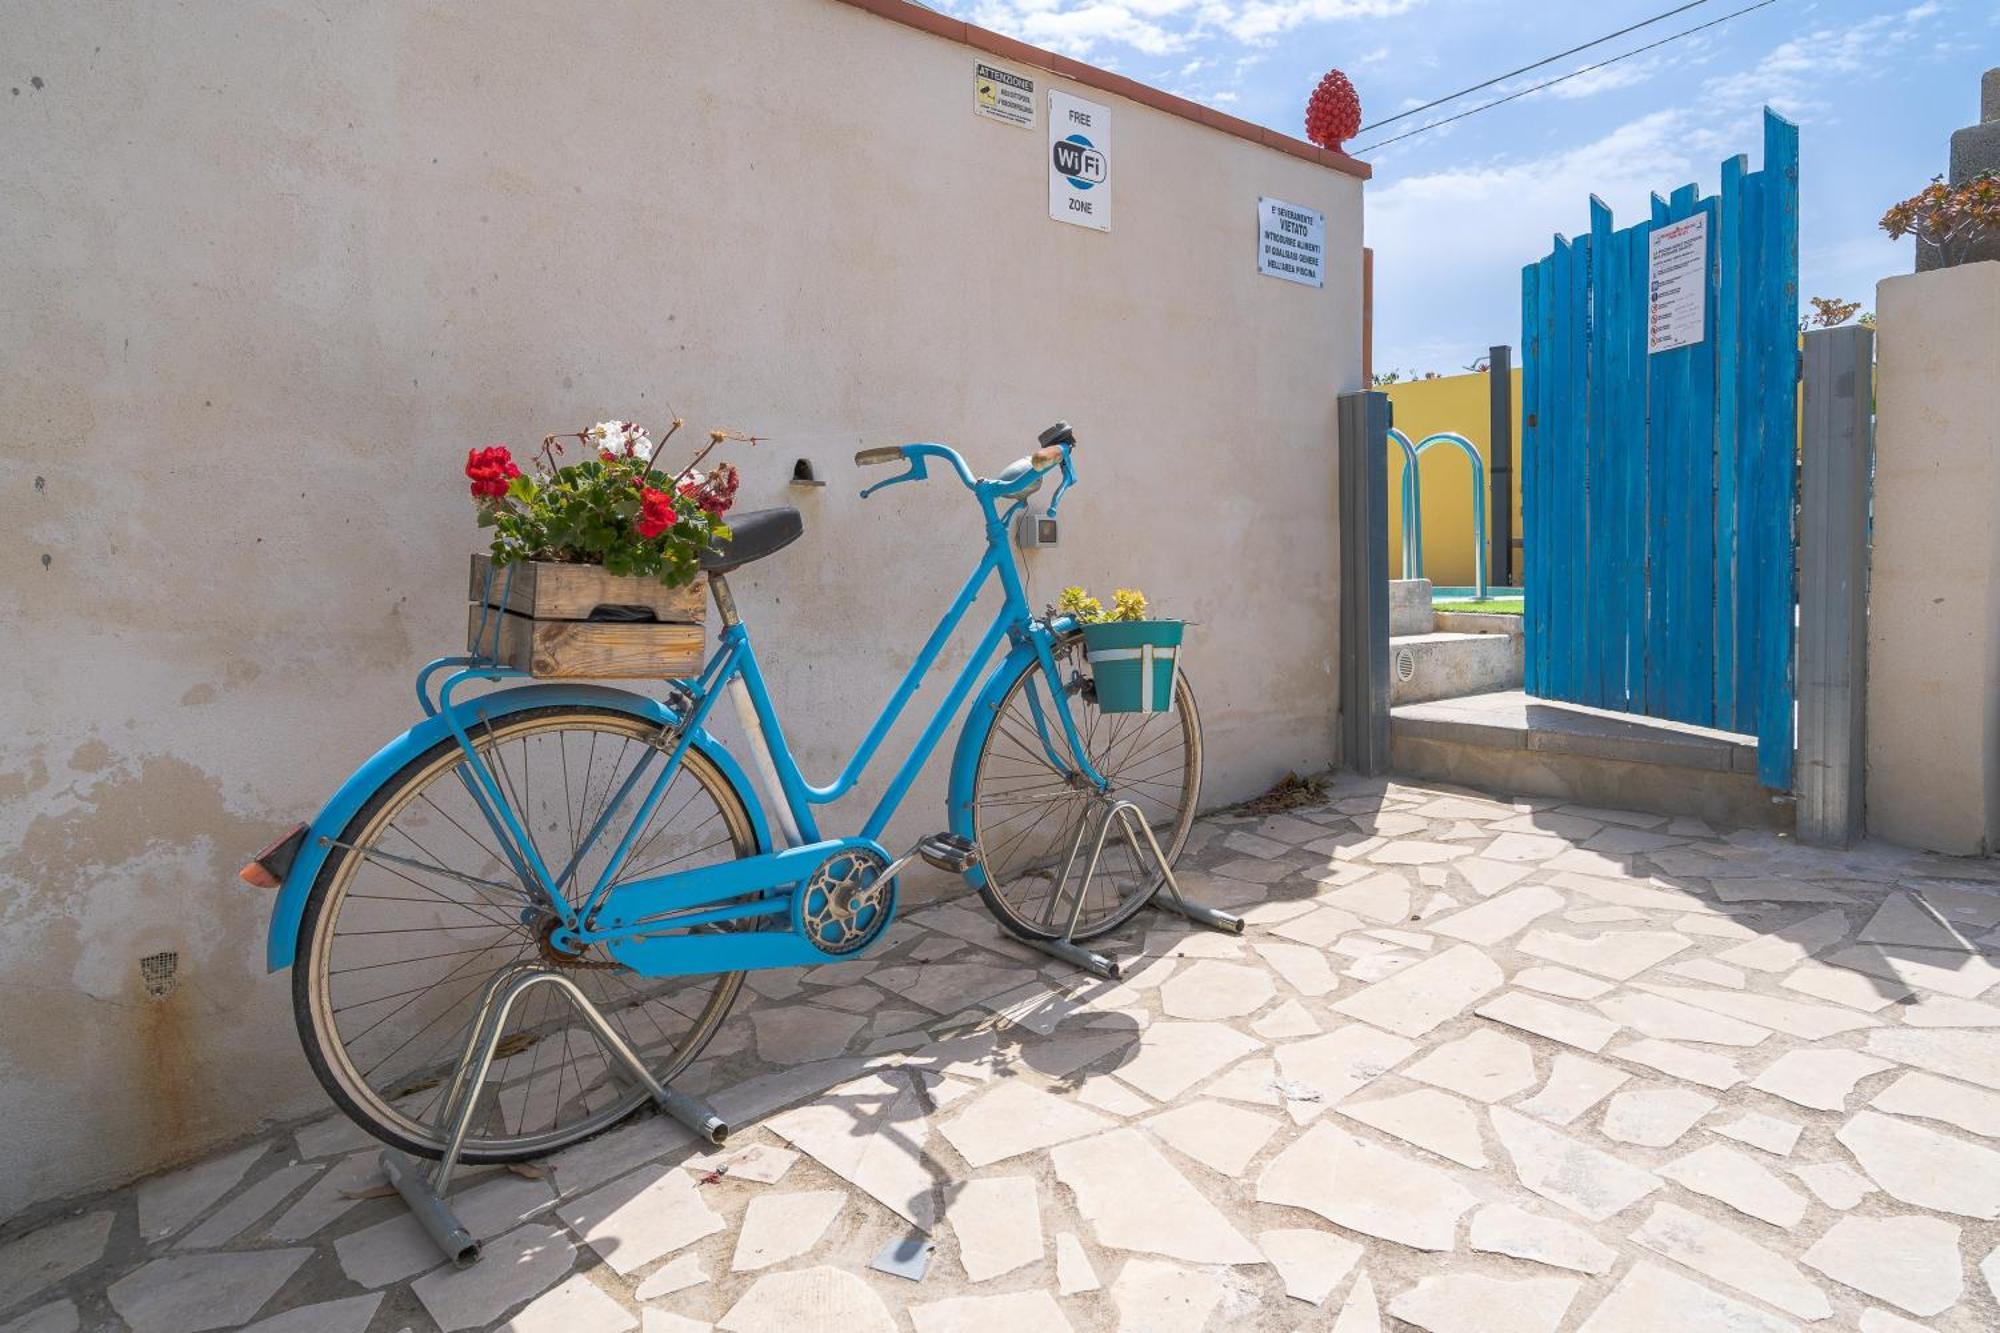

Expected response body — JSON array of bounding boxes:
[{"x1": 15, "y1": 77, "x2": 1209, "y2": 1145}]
[{"x1": 263, "y1": 684, "x2": 770, "y2": 973}]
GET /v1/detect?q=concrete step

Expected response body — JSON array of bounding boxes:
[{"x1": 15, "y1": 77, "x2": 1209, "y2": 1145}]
[
  {"x1": 1390, "y1": 631, "x2": 1524, "y2": 706},
  {"x1": 1390, "y1": 689, "x2": 1784, "y2": 828},
  {"x1": 1389, "y1": 578, "x2": 1433, "y2": 636},
  {"x1": 1434, "y1": 610, "x2": 1522, "y2": 637}
]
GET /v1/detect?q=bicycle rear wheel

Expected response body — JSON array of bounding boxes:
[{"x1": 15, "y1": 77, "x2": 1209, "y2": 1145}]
[
  {"x1": 968, "y1": 632, "x2": 1202, "y2": 942},
  {"x1": 292, "y1": 704, "x2": 758, "y2": 1163}
]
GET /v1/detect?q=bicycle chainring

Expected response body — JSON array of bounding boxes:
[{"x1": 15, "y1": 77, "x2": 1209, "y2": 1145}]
[{"x1": 795, "y1": 847, "x2": 896, "y2": 957}]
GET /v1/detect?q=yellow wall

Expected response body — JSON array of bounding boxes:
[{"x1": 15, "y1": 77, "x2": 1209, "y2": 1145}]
[{"x1": 1383, "y1": 370, "x2": 1524, "y2": 589}]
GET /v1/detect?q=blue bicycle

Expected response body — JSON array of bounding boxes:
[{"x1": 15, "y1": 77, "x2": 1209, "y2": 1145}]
[{"x1": 256, "y1": 423, "x2": 1202, "y2": 1163}]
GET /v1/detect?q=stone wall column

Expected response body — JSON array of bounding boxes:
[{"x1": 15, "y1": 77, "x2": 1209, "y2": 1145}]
[{"x1": 1864, "y1": 262, "x2": 2000, "y2": 851}]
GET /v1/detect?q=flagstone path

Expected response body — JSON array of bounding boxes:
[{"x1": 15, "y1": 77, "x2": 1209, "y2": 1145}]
[{"x1": 6, "y1": 774, "x2": 2000, "y2": 1330}]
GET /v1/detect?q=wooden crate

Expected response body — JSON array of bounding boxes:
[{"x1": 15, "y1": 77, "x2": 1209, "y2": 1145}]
[{"x1": 468, "y1": 555, "x2": 707, "y2": 679}]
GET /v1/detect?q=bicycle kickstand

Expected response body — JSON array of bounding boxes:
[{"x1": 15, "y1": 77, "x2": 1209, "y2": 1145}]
[
  {"x1": 380, "y1": 962, "x2": 731, "y2": 1267},
  {"x1": 1022, "y1": 797, "x2": 1244, "y2": 982}
]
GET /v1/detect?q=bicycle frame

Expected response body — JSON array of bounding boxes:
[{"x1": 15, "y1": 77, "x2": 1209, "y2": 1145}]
[{"x1": 424, "y1": 445, "x2": 1107, "y2": 961}]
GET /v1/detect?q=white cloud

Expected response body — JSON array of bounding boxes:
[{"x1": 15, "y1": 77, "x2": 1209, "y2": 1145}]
[
  {"x1": 939, "y1": 0, "x2": 1421, "y2": 57},
  {"x1": 960, "y1": 2, "x2": 1193, "y2": 55},
  {"x1": 1699, "y1": 3, "x2": 1942, "y2": 122},
  {"x1": 1541, "y1": 59, "x2": 1658, "y2": 100},
  {"x1": 1368, "y1": 112, "x2": 1697, "y2": 371},
  {"x1": 1221, "y1": 0, "x2": 1421, "y2": 42}
]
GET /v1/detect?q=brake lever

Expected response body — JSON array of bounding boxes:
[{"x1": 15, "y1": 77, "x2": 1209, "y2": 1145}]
[
  {"x1": 860, "y1": 453, "x2": 929, "y2": 499},
  {"x1": 1044, "y1": 448, "x2": 1077, "y2": 519}
]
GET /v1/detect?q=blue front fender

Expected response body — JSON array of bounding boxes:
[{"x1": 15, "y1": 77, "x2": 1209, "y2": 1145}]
[
  {"x1": 263, "y1": 684, "x2": 770, "y2": 973},
  {"x1": 946, "y1": 637, "x2": 1050, "y2": 889}
]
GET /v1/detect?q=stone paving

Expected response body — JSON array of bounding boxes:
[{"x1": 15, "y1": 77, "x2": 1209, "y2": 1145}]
[{"x1": 7, "y1": 773, "x2": 2000, "y2": 1332}]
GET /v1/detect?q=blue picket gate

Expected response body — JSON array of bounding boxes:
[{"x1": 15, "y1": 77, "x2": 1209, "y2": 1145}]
[{"x1": 1521, "y1": 109, "x2": 1799, "y2": 789}]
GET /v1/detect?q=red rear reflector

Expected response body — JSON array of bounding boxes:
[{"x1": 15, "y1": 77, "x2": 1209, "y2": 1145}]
[{"x1": 240, "y1": 822, "x2": 309, "y2": 890}]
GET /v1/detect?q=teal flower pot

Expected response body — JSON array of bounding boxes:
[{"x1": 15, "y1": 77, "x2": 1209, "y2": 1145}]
[{"x1": 1082, "y1": 620, "x2": 1184, "y2": 713}]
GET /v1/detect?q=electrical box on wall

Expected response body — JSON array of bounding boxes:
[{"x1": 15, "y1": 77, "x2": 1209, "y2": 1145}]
[{"x1": 1014, "y1": 510, "x2": 1060, "y2": 550}]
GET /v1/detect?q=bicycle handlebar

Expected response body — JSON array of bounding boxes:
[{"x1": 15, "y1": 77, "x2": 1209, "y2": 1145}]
[{"x1": 853, "y1": 424, "x2": 1076, "y2": 504}]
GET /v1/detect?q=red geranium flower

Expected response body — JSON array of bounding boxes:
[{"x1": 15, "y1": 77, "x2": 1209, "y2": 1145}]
[
  {"x1": 636, "y1": 486, "x2": 677, "y2": 539},
  {"x1": 465, "y1": 444, "x2": 521, "y2": 499}
]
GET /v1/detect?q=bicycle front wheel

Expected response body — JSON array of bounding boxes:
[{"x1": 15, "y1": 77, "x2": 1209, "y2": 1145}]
[
  {"x1": 968, "y1": 632, "x2": 1202, "y2": 942},
  {"x1": 292, "y1": 704, "x2": 758, "y2": 1163}
]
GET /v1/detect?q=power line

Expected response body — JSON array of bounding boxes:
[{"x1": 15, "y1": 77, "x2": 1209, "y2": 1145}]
[
  {"x1": 1358, "y1": 0, "x2": 1718, "y2": 134},
  {"x1": 1352, "y1": 0, "x2": 1780, "y2": 155}
]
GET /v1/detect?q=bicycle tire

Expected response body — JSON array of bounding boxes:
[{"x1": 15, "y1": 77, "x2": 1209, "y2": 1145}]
[
  {"x1": 965, "y1": 633, "x2": 1202, "y2": 943},
  {"x1": 291, "y1": 703, "x2": 757, "y2": 1164}
]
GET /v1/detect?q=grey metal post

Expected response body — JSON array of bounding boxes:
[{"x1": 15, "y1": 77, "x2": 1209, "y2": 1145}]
[
  {"x1": 1796, "y1": 324, "x2": 1873, "y2": 846},
  {"x1": 1487, "y1": 345, "x2": 1515, "y2": 587},
  {"x1": 1337, "y1": 391, "x2": 1391, "y2": 774}
]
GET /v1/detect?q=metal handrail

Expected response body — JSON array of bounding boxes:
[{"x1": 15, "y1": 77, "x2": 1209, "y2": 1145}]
[
  {"x1": 1388, "y1": 427, "x2": 1423, "y2": 580},
  {"x1": 1397, "y1": 430, "x2": 1489, "y2": 601}
]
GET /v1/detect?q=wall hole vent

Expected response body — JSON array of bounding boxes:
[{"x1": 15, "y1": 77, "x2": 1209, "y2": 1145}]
[{"x1": 140, "y1": 951, "x2": 180, "y2": 1000}]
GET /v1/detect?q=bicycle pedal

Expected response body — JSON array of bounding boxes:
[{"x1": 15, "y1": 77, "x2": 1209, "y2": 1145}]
[{"x1": 917, "y1": 832, "x2": 980, "y2": 873}]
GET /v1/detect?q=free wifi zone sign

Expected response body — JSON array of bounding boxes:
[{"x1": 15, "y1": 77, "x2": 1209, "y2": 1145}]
[{"x1": 1049, "y1": 91, "x2": 1110, "y2": 232}]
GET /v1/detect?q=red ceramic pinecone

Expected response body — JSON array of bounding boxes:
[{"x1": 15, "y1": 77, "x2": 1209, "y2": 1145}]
[{"x1": 1305, "y1": 69, "x2": 1361, "y2": 149}]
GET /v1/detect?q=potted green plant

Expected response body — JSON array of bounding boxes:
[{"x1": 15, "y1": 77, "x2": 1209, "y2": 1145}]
[{"x1": 1056, "y1": 585, "x2": 1183, "y2": 713}]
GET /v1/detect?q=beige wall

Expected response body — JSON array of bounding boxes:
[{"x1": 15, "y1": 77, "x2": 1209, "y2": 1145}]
[
  {"x1": 1865, "y1": 263, "x2": 2000, "y2": 854},
  {"x1": 0, "y1": 1, "x2": 1362, "y2": 1212}
]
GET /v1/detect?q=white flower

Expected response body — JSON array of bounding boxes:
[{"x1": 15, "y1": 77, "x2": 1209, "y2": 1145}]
[{"x1": 587, "y1": 419, "x2": 653, "y2": 461}]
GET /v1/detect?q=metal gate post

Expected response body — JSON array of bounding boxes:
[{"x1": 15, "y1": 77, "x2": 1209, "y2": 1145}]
[
  {"x1": 1796, "y1": 324, "x2": 1873, "y2": 846},
  {"x1": 1338, "y1": 390, "x2": 1391, "y2": 774},
  {"x1": 1488, "y1": 345, "x2": 1515, "y2": 588}
]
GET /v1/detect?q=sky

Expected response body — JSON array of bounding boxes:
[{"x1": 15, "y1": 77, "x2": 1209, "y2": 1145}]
[{"x1": 925, "y1": 0, "x2": 1994, "y2": 374}]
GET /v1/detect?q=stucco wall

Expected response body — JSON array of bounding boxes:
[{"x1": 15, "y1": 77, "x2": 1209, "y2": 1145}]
[
  {"x1": 0, "y1": 1, "x2": 1362, "y2": 1212},
  {"x1": 1865, "y1": 263, "x2": 2000, "y2": 854}
]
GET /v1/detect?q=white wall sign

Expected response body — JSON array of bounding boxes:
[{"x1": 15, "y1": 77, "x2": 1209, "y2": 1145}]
[
  {"x1": 1257, "y1": 196, "x2": 1324, "y2": 287},
  {"x1": 1647, "y1": 212, "x2": 1708, "y2": 353},
  {"x1": 974, "y1": 61, "x2": 1035, "y2": 129},
  {"x1": 1049, "y1": 91, "x2": 1110, "y2": 231}
]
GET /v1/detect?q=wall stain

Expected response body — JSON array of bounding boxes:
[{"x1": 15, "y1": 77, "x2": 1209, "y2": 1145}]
[
  {"x1": 179, "y1": 682, "x2": 218, "y2": 707},
  {"x1": 0, "y1": 754, "x2": 267, "y2": 891},
  {"x1": 0, "y1": 754, "x2": 49, "y2": 803},
  {"x1": 69, "y1": 738, "x2": 113, "y2": 772},
  {"x1": 139, "y1": 980, "x2": 196, "y2": 1149},
  {"x1": 0, "y1": 750, "x2": 300, "y2": 1211}
]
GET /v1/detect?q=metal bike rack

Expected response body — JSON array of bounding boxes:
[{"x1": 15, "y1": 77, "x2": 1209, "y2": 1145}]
[
  {"x1": 1024, "y1": 797, "x2": 1243, "y2": 980},
  {"x1": 381, "y1": 962, "x2": 729, "y2": 1267}
]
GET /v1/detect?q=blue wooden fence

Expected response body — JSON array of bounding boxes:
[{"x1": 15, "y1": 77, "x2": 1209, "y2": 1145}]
[{"x1": 1522, "y1": 109, "x2": 1799, "y2": 789}]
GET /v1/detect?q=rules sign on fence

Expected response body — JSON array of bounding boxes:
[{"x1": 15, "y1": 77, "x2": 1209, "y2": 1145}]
[
  {"x1": 1647, "y1": 212, "x2": 1708, "y2": 353},
  {"x1": 1257, "y1": 197, "x2": 1325, "y2": 287}
]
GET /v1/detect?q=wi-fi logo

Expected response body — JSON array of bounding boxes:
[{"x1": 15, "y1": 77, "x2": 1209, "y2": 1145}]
[{"x1": 1052, "y1": 136, "x2": 1107, "y2": 189}]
